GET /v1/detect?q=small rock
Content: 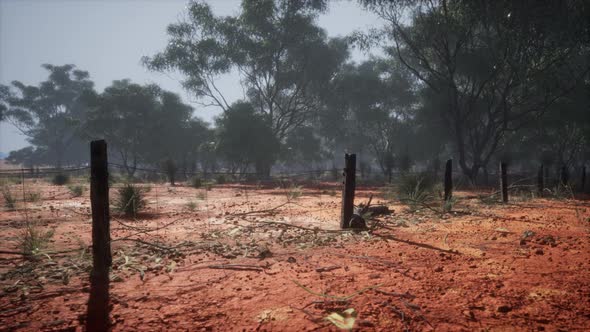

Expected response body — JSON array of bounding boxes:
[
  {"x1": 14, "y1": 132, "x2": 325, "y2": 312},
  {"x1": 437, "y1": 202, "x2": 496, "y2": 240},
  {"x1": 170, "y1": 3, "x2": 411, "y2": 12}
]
[
  {"x1": 287, "y1": 256, "x2": 296, "y2": 263},
  {"x1": 497, "y1": 305, "x2": 512, "y2": 313},
  {"x1": 535, "y1": 249, "x2": 544, "y2": 255},
  {"x1": 434, "y1": 266, "x2": 443, "y2": 272}
]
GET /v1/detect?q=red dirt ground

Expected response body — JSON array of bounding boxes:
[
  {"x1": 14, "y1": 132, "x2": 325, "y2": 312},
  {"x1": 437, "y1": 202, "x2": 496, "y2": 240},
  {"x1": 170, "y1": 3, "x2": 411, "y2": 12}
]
[{"x1": 1, "y1": 179, "x2": 589, "y2": 331}]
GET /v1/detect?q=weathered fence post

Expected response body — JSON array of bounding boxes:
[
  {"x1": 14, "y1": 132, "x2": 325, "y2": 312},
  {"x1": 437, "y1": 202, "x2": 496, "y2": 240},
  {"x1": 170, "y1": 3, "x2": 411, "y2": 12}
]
[
  {"x1": 444, "y1": 159, "x2": 453, "y2": 202},
  {"x1": 500, "y1": 162, "x2": 508, "y2": 203},
  {"x1": 581, "y1": 166, "x2": 586, "y2": 193},
  {"x1": 87, "y1": 140, "x2": 111, "y2": 331},
  {"x1": 340, "y1": 153, "x2": 356, "y2": 229},
  {"x1": 560, "y1": 165, "x2": 569, "y2": 187},
  {"x1": 537, "y1": 165, "x2": 544, "y2": 197}
]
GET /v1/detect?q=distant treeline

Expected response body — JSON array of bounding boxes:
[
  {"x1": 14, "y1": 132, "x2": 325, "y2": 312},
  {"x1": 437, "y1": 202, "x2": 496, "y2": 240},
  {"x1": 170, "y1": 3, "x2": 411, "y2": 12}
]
[{"x1": 1, "y1": 0, "x2": 589, "y2": 184}]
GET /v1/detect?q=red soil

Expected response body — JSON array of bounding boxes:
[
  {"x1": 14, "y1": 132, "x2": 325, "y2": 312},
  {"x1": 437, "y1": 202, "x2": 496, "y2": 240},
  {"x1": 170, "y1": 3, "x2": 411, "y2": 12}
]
[{"x1": 1, "y1": 180, "x2": 589, "y2": 331}]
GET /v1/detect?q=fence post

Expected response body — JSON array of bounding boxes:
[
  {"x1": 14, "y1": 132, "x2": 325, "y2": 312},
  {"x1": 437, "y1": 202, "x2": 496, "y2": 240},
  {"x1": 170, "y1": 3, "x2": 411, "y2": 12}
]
[
  {"x1": 581, "y1": 166, "x2": 586, "y2": 193},
  {"x1": 87, "y1": 140, "x2": 111, "y2": 331},
  {"x1": 560, "y1": 165, "x2": 569, "y2": 187},
  {"x1": 444, "y1": 159, "x2": 453, "y2": 202},
  {"x1": 537, "y1": 165, "x2": 544, "y2": 197},
  {"x1": 340, "y1": 153, "x2": 356, "y2": 229},
  {"x1": 500, "y1": 162, "x2": 508, "y2": 203}
]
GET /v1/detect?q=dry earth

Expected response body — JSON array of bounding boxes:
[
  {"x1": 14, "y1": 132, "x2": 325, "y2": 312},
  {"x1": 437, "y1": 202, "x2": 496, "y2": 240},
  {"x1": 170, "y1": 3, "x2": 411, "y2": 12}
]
[{"x1": 1, "y1": 179, "x2": 589, "y2": 331}]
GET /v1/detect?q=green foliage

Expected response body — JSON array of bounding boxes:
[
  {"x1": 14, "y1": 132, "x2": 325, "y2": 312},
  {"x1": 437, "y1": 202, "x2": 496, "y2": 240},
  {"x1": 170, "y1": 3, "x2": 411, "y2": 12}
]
[
  {"x1": 2, "y1": 187, "x2": 16, "y2": 210},
  {"x1": 286, "y1": 184, "x2": 303, "y2": 201},
  {"x1": 2, "y1": 64, "x2": 93, "y2": 167},
  {"x1": 396, "y1": 173, "x2": 435, "y2": 211},
  {"x1": 195, "y1": 191, "x2": 207, "y2": 200},
  {"x1": 216, "y1": 102, "x2": 280, "y2": 175},
  {"x1": 25, "y1": 191, "x2": 41, "y2": 202},
  {"x1": 115, "y1": 184, "x2": 146, "y2": 217},
  {"x1": 144, "y1": 0, "x2": 346, "y2": 167},
  {"x1": 185, "y1": 201, "x2": 198, "y2": 211},
  {"x1": 18, "y1": 223, "x2": 54, "y2": 259},
  {"x1": 52, "y1": 173, "x2": 70, "y2": 186},
  {"x1": 68, "y1": 184, "x2": 85, "y2": 197}
]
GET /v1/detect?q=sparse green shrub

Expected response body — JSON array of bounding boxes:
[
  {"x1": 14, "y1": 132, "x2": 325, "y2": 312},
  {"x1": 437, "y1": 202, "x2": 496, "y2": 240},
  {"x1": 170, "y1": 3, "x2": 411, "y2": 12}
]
[
  {"x1": 68, "y1": 185, "x2": 85, "y2": 197},
  {"x1": 25, "y1": 191, "x2": 41, "y2": 202},
  {"x1": 115, "y1": 184, "x2": 146, "y2": 217},
  {"x1": 18, "y1": 223, "x2": 54, "y2": 259},
  {"x1": 396, "y1": 173, "x2": 435, "y2": 211},
  {"x1": 191, "y1": 177, "x2": 203, "y2": 188},
  {"x1": 286, "y1": 184, "x2": 302, "y2": 201},
  {"x1": 196, "y1": 191, "x2": 207, "y2": 200},
  {"x1": 185, "y1": 201, "x2": 198, "y2": 211},
  {"x1": 443, "y1": 197, "x2": 457, "y2": 212},
  {"x1": 52, "y1": 173, "x2": 69, "y2": 185},
  {"x1": 2, "y1": 187, "x2": 16, "y2": 210}
]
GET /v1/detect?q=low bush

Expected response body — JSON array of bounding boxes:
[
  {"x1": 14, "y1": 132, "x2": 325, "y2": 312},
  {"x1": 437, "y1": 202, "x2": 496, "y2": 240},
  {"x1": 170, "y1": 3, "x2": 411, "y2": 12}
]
[
  {"x1": 396, "y1": 173, "x2": 435, "y2": 211},
  {"x1": 68, "y1": 185, "x2": 85, "y2": 197},
  {"x1": 2, "y1": 187, "x2": 16, "y2": 210},
  {"x1": 115, "y1": 184, "x2": 146, "y2": 217},
  {"x1": 52, "y1": 173, "x2": 69, "y2": 185},
  {"x1": 18, "y1": 223, "x2": 54, "y2": 259}
]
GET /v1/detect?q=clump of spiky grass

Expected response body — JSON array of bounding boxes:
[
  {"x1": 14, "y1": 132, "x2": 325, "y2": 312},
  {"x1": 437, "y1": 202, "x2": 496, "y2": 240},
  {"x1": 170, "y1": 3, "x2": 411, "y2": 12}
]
[
  {"x1": 2, "y1": 187, "x2": 16, "y2": 210},
  {"x1": 286, "y1": 184, "x2": 303, "y2": 201},
  {"x1": 25, "y1": 191, "x2": 41, "y2": 202},
  {"x1": 395, "y1": 173, "x2": 435, "y2": 211},
  {"x1": 18, "y1": 223, "x2": 54, "y2": 259},
  {"x1": 185, "y1": 201, "x2": 198, "y2": 211},
  {"x1": 115, "y1": 184, "x2": 146, "y2": 217},
  {"x1": 68, "y1": 184, "x2": 85, "y2": 197}
]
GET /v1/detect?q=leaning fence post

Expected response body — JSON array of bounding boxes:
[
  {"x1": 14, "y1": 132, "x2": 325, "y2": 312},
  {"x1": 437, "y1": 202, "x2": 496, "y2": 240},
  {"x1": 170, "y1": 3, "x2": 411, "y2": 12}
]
[
  {"x1": 500, "y1": 162, "x2": 508, "y2": 203},
  {"x1": 340, "y1": 154, "x2": 356, "y2": 229},
  {"x1": 87, "y1": 140, "x2": 111, "y2": 331},
  {"x1": 537, "y1": 165, "x2": 544, "y2": 197},
  {"x1": 444, "y1": 159, "x2": 453, "y2": 202}
]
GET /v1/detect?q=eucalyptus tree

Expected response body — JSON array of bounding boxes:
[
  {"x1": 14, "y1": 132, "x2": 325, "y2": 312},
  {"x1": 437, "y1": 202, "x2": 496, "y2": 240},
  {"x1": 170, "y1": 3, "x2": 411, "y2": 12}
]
[
  {"x1": 322, "y1": 60, "x2": 417, "y2": 182},
  {"x1": 215, "y1": 101, "x2": 280, "y2": 175},
  {"x1": 84, "y1": 80, "x2": 163, "y2": 177},
  {"x1": 361, "y1": 0, "x2": 590, "y2": 182},
  {"x1": 143, "y1": 0, "x2": 348, "y2": 151},
  {"x1": 0, "y1": 85, "x2": 11, "y2": 121},
  {"x1": 84, "y1": 80, "x2": 208, "y2": 178},
  {"x1": 1, "y1": 64, "x2": 94, "y2": 168}
]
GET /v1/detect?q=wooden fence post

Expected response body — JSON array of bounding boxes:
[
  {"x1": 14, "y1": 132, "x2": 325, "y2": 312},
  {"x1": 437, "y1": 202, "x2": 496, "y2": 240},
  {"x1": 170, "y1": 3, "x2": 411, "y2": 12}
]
[
  {"x1": 340, "y1": 153, "x2": 356, "y2": 229},
  {"x1": 537, "y1": 164, "x2": 544, "y2": 197},
  {"x1": 444, "y1": 159, "x2": 453, "y2": 202},
  {"x1": 500, "y1": 162, "x2": 508, "y2": 203},
  {"x1": 87, "y1": 140, "x2": 111, "y2": 331},
  {"x1": 560, "y1": 165, "x2": 569, "y2": 187},
  {"x1": 581, "y1": 166, "x2": 586, "y2": 193}
]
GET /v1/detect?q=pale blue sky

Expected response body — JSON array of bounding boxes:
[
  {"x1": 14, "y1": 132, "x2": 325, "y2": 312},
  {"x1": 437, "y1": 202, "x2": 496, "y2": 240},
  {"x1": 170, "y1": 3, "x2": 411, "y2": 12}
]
[{"x1": 0, "y1": 0, "x2": 383, "y2": 153}]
